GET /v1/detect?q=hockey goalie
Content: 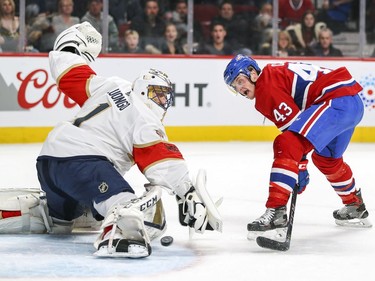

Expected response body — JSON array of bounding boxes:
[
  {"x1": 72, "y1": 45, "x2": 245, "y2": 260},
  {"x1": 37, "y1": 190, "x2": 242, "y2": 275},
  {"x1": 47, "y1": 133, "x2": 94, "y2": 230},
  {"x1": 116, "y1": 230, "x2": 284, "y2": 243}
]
[{"x1": 0, "y1": 22, "x2": 222, "y2": 258}]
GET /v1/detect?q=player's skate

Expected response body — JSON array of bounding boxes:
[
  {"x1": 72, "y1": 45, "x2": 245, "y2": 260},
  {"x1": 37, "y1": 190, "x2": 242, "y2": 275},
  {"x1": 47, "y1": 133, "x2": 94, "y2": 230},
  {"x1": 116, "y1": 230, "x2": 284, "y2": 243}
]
[
  {"x1": 333, "y1": 189, "x2": 372, "y2": 228},
  {"x1": 247, "y1": 206, "x2": 288, "y2": 240}
]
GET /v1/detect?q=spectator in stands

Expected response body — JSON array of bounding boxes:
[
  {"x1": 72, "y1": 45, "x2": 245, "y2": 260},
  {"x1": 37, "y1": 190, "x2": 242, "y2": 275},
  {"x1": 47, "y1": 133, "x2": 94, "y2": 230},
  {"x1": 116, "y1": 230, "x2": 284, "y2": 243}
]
[
  {"x1": 81, "y1": 0, "x2": 119, "y2": 52},
  {"x1": 53, "y1": 0, "x2": 80, "y2": 32},
  {"x1": 279, "y1": 0, "x2": 315, "y2": 29},
  {"x1": 17, "y1": 0, "x2": 58, "y2": 14},
  {"x1": 37, "y1": 0, "x2": 80, "y2": 52},
  {"x1": 25, "y1": 2, "x2": 55, "y2": 52},
  {"x1": 260, "y1": 30, "x2": 298, "y2": 57},
  {"x1": 196, "y1": 22, "x2": 234, "y2": 55},
  {"x1": 211, "y1": 0, "x2": 250, "y2": 51},
  {"x1": 72, "y1": 0, "x2": 88, "y2": 19},
  {"x1": 24, "y1": 4, "x2": 45, "y2": 52},
  {"x1": 169, "y1": 0, "x2": 189, "y2": 38},
  {"x1": 251, "y1": 1, "x2": 273, "y2": 54},
  {"x1": 121, "y1": 29, "x2": 145, "y2": 54},
  {"x1": 169, "y1": 0, "x2": 203, "y2": 52},
  {"x1": 159, "y1": 22, "x2": 184, "y2": 54},
  {"x1": 316, "y1": 0, "x2": 354, "y2": 35},
  {"x1": 0, "y1": 0, "x2": 20, "y2": 52},
  {"x1": 169, "y1": 0, "x2": 187, "y2": 33},
  {"x1": 145, "y1": 0, "x2": 171, "y2": 18},
  {"x1": 130, "y1": 0, "x2": 166, "y2": 50},
  {"x1": 305, "y1": 27, "x2": 343, "y2": 56},
  {"x1": 286, "y1": 10, "x2": 326, "y2": 56},
  {"x1": 45, "y1": 0, "x2": 58, "y2": 13},
  {"x1": 109, "y1": 0, "x2": 142, "y2": 26}
]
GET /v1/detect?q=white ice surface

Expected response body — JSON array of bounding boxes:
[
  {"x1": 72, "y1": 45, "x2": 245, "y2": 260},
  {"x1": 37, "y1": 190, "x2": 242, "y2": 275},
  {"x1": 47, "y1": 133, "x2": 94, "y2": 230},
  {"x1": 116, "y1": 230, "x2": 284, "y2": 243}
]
[{"x1": 0, "y1": 142, "x2": 374, "y2": 281}]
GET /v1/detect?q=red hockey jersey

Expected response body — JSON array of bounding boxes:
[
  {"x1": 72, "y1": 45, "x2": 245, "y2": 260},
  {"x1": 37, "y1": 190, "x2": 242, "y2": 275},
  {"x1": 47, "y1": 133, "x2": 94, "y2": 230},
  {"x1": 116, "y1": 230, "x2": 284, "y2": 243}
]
[{"x1": 255, "y1": 62, "x2": 363, "y2": 131}]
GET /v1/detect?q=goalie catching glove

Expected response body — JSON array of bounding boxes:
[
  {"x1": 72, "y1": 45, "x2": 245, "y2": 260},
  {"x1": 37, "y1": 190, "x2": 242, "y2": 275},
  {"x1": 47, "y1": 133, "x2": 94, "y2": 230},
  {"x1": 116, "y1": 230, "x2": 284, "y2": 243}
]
[
  {"x1": 176, "y1": 169, "x2": 223, "y2": 234},
  {"x1": 53, "y1": 21, "x2": 102, "y2": 64}
]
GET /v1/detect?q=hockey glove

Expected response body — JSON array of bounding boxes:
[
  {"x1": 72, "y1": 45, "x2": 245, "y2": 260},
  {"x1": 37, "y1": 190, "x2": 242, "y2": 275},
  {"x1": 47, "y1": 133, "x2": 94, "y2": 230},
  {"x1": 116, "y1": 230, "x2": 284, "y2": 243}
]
[
  {"x1": 176, "y1": 186, "x2": 212, "y2": 233},
  {"x1": 298, "y1": 157, "x2": 310, "y2": 194},
  {"x1": 53, "y1": 21, "x2": 102, "y2": 64}
]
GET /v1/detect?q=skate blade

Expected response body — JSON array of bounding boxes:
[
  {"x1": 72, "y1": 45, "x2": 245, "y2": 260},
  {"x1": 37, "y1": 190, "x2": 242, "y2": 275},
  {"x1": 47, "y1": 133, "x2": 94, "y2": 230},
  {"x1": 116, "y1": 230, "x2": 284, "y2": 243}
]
[
  {"x1": 247, "y1": 228, "x2": 286, "y2": 241},
  {"x1": 94, "y1": 244, "x2": 150, "y2": 258},
  {"x1": 335, "y1": 217, "x2": 373, "y2": 228}
]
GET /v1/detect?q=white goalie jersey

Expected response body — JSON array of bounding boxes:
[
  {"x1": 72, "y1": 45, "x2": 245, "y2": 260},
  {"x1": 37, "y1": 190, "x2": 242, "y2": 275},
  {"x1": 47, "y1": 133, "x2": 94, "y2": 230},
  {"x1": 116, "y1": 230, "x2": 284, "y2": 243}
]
[{"x1": 41, "y1": 51, "x2": 191, "y2": 197}]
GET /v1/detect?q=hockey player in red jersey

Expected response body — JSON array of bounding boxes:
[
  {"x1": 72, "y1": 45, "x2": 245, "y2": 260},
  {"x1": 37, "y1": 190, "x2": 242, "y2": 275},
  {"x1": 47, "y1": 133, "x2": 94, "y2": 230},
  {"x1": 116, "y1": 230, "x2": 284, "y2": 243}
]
[
  {"x1": 0, "y1": 22, "x2": 222, "y2": 258},
  {"x1": 224, "y1": 54, "x2": 372, "y2": 236}
]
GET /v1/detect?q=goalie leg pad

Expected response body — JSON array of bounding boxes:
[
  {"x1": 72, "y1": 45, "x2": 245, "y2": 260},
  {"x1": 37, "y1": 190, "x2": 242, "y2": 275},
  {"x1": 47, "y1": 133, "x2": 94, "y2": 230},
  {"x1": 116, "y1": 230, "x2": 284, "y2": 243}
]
[
  {"x1": 0, "y1": 188, "x2": 77, "y2": 234},
  {"x1": 0, "y1": 188, "x2": 49, "y2": 234},
  {"x1": 94, "y1": 205, "x2": 151, "y2": 258},
  {"x1": 94, "y1": 186, "x2": 165, "y2": 258},
  {"x1": 143, "y1": 197, "x2": 167, "y2": 241},
  {"x1": 125, "y1": 185, "x2": 166, "y2": 241}
]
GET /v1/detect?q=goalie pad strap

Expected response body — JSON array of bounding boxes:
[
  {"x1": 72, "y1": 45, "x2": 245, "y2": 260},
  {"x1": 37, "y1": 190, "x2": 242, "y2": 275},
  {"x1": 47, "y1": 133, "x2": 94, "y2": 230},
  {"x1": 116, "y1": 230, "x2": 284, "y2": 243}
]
[{"x1": 19, "y1": 195, "x2": 33, "y2": 232}]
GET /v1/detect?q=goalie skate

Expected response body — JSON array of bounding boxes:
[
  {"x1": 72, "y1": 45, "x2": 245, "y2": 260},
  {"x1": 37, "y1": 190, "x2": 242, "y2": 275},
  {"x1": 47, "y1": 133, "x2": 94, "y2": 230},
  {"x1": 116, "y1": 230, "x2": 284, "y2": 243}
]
[
  {"x1": 94, "y1": 186, "x2": 166, "y2": 258},
  {"x1": 94, "y1": 206, "x2": 151, "y2": 258}
]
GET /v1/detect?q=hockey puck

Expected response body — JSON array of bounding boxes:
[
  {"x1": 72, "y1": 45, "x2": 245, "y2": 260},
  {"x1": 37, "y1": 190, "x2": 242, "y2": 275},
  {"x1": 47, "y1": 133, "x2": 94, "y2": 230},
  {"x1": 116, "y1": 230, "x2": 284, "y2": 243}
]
[{"x1": 160, "y1": 236, "x2": 173, "y2": 246}]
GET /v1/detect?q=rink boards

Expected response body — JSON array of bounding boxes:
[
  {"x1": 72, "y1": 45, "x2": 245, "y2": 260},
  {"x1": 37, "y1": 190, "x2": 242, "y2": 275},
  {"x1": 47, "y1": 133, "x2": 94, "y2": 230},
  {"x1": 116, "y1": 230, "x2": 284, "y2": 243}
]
[{"x1": 0, "y1": 54, "x2": 374, "y2": 143}]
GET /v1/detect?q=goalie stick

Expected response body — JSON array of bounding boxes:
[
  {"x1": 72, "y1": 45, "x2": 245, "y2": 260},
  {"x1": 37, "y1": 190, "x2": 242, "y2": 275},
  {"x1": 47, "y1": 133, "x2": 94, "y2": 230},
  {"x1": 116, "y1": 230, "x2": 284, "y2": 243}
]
[{"x1": 256, "y1": 184, "x2": 298, "y2": 251}]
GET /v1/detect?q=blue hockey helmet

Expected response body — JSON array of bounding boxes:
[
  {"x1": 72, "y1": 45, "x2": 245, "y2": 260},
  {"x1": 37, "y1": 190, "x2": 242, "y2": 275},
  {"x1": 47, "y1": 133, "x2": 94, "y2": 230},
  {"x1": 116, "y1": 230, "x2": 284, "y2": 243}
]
[{"x1": 223, "y1": 54, "x2": 261, "y2": 94}]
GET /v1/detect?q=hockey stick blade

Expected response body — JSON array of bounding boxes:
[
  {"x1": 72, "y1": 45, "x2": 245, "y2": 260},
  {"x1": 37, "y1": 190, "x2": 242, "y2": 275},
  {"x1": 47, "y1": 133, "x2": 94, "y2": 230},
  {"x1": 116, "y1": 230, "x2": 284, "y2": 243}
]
[
  {"x1": 256, "y1": 235, "x2": 291, "y2": 251},
  {"x1": 256, "y1": 184, "x2": 298, "y2": 251}
]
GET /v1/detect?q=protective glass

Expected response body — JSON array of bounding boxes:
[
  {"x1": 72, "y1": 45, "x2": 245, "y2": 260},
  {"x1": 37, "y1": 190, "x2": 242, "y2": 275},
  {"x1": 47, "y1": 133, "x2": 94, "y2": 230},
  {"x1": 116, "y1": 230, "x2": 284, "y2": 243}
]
[{"x1": 147, "y1": 85, "x2": 174, "y2": 110}]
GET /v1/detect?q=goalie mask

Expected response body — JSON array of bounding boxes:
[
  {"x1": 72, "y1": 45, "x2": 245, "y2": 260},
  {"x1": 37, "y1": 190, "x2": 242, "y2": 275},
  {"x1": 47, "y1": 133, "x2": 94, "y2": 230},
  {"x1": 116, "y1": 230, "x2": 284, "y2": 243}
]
[
  {"x1": 132, "y1": 69, "x2": 174, "y2": 121},
  {"x1": 223, "y1": 54, "x2": 261, "y2": 95}
]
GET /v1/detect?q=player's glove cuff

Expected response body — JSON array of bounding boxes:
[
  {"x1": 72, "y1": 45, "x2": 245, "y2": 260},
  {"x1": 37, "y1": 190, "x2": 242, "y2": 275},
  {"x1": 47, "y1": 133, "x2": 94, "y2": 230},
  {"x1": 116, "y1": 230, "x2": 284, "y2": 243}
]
[{"x1": 298, "y1": 156, "x2": 310, "y2": 194}]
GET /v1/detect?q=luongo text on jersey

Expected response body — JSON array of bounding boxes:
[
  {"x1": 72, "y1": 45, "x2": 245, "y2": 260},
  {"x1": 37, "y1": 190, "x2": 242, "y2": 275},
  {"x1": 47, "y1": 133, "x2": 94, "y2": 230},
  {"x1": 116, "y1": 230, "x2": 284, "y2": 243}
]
[{"x1": 108, "y1": 88, "x2": 130, "y2": 111}]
